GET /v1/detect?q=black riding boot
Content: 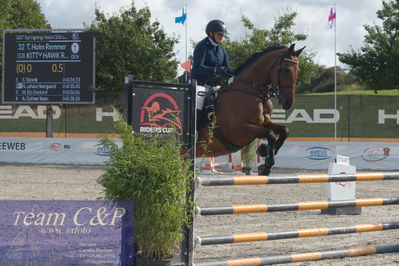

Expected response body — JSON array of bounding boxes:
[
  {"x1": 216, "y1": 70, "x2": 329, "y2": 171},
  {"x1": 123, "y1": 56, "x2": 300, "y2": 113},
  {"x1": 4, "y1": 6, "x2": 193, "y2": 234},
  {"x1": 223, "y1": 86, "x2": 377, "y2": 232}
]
[{"x1": 196, "y1": 109, "x2": 205, "y2": 130}]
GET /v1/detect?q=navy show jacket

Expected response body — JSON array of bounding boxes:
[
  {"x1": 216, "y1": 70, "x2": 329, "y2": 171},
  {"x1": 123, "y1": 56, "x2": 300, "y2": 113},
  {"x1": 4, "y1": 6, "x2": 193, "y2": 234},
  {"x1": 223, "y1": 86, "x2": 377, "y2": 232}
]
[{"x1": 191, "y1": 37, "x2": 231, "y2": 85}]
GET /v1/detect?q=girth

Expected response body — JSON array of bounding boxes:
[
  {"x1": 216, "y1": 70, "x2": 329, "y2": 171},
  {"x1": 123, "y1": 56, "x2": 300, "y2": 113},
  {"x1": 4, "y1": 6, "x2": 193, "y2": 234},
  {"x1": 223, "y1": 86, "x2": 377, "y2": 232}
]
[{"x1": 213, "y1": 127, "x2": 244, "y2": 153}]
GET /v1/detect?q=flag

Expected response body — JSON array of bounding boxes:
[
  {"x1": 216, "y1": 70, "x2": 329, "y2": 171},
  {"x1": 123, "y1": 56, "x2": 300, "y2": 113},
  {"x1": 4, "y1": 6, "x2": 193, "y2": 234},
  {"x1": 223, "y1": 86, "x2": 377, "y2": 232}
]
[
  {"x1": 175, "y1": 8, "x2": 186, "y2": 24},
  {"x1": 180, "y1": 59, "x2": 192, "y2": 73},
  {"x1": 328, "y1": 7, "x2": 336, "y2": 28}
]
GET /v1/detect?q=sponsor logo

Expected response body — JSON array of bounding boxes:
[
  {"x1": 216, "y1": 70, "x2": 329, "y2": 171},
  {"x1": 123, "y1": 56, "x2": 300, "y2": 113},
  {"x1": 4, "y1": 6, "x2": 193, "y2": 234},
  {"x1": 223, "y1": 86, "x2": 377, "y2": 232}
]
[
  {"x1": 0, "y1": 105, "x2": 61, "y2": 119},
  {"x1": 50, "y1": 143, "x2": 62, "y2": 152},
  {"x1": 0, "y1": 142, "x2": 26, "y2": 150},
  {"x1": 361, "y1": 146, "x2": 390, "y2": 162},
  {"x1": 336, "y1": 172, "x2": 353, "y2": 188},
  {"x1": 49, "y1": 143, "x2": 71, "y2": 152},
  {"x1": 94, "y1": 144, "x2": 111, "y2": 156},
  {"x1": 139, "y1": 93, "x2": 183, "y2": 135},
  {"x1": 305, "y1": 147, "x2": 332, "y2": 160}
]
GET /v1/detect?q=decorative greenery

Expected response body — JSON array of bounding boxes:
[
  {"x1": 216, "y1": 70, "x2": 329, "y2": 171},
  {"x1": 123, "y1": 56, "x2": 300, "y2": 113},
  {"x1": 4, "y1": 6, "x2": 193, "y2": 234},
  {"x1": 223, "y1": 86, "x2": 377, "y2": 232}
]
[{"x1": 98, "y1": 117, "x2": 194, "y2": 260}]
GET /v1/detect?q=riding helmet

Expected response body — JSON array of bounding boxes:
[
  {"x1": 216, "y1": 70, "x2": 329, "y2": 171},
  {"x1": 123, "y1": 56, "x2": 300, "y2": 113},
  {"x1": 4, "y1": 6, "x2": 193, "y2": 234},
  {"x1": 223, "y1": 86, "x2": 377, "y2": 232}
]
[{"x1": 205, "y1": 20, "x2": 228, "y2": 35}]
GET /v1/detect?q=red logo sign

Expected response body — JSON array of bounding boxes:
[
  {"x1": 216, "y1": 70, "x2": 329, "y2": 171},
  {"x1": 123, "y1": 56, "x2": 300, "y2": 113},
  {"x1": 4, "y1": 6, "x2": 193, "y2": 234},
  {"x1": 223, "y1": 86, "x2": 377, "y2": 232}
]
[
  {"x1": 139, "y1": 93, "x2": 183, "y2": 135},
  {"x1": 361, "y1": 146, "x2": 390, "y2": 162},
  {"x1": 336, "y1": 171, "x2": 352, "y2": 188},
  {"x1": 50, "y1": 143, "x2": 62, "y2": 152}
]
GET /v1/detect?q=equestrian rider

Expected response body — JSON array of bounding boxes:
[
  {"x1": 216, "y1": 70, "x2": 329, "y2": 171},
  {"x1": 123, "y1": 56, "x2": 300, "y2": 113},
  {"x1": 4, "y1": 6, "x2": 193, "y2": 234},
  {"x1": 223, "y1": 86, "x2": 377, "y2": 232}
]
[{"x1": 191, "y1": 19, "x2": 233, "y2": 129}]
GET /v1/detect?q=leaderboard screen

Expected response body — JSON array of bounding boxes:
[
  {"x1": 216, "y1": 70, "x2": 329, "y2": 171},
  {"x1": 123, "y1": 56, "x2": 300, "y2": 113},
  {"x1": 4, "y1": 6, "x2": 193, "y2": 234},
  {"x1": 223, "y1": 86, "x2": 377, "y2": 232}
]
[{"x1": 2, "y1": 30, "x2": 95, "y2": 104}]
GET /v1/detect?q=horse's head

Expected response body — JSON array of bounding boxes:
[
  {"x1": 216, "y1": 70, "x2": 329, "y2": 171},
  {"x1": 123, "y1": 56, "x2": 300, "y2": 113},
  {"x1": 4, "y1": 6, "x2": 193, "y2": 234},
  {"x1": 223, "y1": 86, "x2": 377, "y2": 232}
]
[
  {"x1": 233, "y1": 44, "x2": 305, "y2": 110},
  {"x1": 272, "y1": 44, "x2": 305, "y2": 110}
]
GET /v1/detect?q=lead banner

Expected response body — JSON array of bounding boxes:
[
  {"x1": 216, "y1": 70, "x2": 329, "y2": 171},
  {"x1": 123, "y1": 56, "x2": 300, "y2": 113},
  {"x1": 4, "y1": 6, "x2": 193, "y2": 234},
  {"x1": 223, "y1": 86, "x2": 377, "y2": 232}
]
[{"x1": 0, "y1": 200, "x2": 134, "y2": 266}]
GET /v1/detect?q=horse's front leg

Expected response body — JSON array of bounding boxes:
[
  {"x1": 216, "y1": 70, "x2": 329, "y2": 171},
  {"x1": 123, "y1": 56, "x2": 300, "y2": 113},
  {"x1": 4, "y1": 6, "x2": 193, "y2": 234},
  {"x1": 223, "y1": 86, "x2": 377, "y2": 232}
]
[
  {"x1": 267, "y1": 122, "x2": 289, "y2": 155},
  {"x1": 256, "y1": 127, "x2": 277, "y2": 176}
]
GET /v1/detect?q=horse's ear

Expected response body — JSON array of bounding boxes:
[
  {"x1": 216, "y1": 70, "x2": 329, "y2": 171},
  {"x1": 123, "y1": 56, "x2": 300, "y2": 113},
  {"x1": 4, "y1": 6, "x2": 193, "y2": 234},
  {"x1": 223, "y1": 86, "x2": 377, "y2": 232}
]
[
  {"x1": 295, "y1": 46, "x2": 306, "y2": 57},
  {"x1": 287, "y1": 44, "x2": 295, "y2": 56}
]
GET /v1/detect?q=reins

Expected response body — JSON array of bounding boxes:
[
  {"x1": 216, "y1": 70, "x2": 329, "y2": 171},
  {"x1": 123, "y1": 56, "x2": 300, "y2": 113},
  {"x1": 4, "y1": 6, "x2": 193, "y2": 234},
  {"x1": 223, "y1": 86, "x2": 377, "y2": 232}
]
[
  {"x1": 220, "y1": 51, "x2": 298, "y2": 103},
  {"x1": 220, "y1": 80, "x2": 278, "y2": 103}
]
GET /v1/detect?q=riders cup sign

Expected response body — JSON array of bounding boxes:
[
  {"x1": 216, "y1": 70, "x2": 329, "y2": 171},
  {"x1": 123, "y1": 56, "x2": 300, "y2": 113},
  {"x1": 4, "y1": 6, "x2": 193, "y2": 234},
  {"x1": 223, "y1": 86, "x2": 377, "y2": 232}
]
[{"x1": 131, "y1": 87, "x2": 187, "y2": 140}]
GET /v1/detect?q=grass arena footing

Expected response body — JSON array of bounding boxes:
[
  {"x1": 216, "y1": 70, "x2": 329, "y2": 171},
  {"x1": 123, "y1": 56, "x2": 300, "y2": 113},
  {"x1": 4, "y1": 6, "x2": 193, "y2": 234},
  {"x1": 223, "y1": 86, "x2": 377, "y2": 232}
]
[{"x1": 193, "y1": 243, "x2": 399, "y2": 266}]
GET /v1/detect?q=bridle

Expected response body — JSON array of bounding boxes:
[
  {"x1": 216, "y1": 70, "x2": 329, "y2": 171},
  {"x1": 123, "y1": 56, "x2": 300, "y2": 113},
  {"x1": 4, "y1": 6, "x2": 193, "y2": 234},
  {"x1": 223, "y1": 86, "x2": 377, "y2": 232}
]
[{"x1": 222, "y1": 51, "x2": 299, "y2": 103}]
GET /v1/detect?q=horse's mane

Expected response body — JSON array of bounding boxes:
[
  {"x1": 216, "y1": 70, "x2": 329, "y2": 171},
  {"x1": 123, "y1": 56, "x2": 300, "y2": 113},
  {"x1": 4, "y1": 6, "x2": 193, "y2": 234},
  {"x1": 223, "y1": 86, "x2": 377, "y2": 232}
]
[{"x1": 234, "y1": 44, "x2": 287, "y2": 75}]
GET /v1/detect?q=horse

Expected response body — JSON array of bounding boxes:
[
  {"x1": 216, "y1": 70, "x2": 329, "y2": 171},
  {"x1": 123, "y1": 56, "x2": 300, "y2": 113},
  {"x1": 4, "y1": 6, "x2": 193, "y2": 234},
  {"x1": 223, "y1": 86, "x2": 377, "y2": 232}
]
[{"x1": 195, "y1": 43, "x2": 305, "y2": 175}]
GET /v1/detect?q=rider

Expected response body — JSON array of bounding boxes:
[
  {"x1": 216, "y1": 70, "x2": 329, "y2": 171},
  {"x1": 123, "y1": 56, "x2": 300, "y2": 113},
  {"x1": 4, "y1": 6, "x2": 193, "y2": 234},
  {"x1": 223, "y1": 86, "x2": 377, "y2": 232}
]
[{"x1": 191, "y1": 19, "x2": 234, "y2": 129}]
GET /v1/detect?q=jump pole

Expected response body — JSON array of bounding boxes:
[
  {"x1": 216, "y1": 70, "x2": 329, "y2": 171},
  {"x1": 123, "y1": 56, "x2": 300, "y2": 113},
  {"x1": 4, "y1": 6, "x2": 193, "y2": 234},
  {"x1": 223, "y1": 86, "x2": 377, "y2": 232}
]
[
  {"x1": 196, "y1": 221, "x2": 399, "y2": 245},
  {"x1": 193, "y1": 243, "x2": 399, "y2": 266},
  {"x1": 197, "y1": 197, "x2": 399, "y2": 215},
  {"x1": 197, "y1": 172, "x2": 399, "y2": 186}
]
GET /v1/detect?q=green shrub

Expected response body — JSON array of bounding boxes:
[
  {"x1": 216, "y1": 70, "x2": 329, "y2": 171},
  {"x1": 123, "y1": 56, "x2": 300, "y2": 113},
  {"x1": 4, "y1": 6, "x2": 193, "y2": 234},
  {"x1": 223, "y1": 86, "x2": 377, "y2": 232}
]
[{"x1": 98, "y1": 118, "x2": 193, "y2": 259}]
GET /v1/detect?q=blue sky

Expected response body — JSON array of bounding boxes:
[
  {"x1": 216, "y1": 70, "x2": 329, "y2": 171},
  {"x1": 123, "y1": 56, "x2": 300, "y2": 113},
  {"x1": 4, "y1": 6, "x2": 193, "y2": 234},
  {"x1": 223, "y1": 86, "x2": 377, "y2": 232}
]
[{"x1": 36, "y1": 0, "x2": 384, "y2": 70}]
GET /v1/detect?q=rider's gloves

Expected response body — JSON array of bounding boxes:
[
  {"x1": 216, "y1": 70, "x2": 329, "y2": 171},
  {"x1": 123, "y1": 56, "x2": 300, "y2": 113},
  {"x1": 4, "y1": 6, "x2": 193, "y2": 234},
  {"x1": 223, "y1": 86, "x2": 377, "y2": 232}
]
[
  {"x1": 215, "y1": 66, "x2": 226, "y2": 74},
  {"x1": 215, "y1": 66, "x2": 234, "y2": 76}
]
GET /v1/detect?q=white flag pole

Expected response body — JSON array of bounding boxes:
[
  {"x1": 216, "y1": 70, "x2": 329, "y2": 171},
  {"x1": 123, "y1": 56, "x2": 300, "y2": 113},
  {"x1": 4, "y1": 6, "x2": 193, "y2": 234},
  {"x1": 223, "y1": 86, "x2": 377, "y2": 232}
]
[
  {"x1": 334, "y1": 3, "x2": 337, "y2": 144},
  {"x1": 185, "y1": 3, "x2": 188, "y2": 62}
]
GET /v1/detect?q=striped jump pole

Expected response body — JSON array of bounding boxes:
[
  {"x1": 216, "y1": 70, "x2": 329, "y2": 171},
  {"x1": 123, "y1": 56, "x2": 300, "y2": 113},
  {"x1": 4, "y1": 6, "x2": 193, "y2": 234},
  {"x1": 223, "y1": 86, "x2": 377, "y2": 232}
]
[
  {"x1": 193, "y1": 243, "x2": 399, "y2": 266},
  {"x1": 196, "y1": 221, "x2": 399, "y2": 245},
  {"x1": 198, "y1": 197, "x2": 399, "y2": 215},
  {"x1": 197, "y1": 172, "x2": 399, "y2": 186}
]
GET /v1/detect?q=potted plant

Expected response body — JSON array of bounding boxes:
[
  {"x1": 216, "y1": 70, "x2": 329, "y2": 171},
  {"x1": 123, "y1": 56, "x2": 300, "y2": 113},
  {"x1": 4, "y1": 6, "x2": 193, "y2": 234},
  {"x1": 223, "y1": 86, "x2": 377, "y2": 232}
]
[{"x1": 98, "y1": 118, "x2": 194, "y2": 265}]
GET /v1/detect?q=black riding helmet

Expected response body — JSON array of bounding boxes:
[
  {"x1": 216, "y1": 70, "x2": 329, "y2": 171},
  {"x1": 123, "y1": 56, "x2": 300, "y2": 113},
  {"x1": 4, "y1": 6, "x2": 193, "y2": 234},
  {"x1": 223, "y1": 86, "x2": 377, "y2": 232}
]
[{"x1": 205, "y1": 20, "x2": 228, "y2": 35}]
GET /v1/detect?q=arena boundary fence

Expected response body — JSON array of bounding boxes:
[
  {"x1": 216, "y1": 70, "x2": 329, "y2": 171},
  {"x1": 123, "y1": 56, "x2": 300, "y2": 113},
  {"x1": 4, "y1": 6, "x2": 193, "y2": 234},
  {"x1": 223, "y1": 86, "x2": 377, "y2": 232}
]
[{"x1": 193, "y1": 172, "x2": 399, "y2": 265}]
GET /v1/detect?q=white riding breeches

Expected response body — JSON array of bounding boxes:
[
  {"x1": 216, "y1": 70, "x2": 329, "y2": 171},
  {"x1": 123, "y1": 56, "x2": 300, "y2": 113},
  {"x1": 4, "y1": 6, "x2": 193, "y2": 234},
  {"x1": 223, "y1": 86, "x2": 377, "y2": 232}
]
[{"x1": 196, "y1": 84, "x2": 219, "y2": 110}]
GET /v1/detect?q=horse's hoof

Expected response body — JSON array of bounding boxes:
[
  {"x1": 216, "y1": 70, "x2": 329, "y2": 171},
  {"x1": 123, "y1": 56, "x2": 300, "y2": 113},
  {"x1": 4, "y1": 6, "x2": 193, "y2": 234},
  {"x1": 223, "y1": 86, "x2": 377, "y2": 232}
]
[
  {"x1": 256, "y1": 144, "x2": 268, "y2": 157},
  {"x1": 257, "y1": 165, "x2": 271, "y2": 176},
  {"x1": 264, "y1": 158, "x2": 275, "y2": 168}
]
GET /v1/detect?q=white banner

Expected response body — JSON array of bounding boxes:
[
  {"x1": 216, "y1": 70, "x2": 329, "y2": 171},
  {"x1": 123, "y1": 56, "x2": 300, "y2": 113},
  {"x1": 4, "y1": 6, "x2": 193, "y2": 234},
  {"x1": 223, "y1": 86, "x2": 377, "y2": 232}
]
[
  {"x1": 0, "y1": 138, "x2": 398, "y2": 170},
  {"x1": 0, "y1": 137, "x2": 120, "y2": 165},
  {"x1": 270, "y1": 141, "x2": 399, "y2": 170},
  {"x1": 213, "y1": 141, "x2": 399, "y2": 171}
]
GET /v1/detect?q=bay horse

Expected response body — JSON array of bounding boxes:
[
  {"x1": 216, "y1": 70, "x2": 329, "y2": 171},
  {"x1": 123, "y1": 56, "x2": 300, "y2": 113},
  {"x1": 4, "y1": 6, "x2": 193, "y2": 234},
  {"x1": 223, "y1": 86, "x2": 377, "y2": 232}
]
[{"x1": 195, "y1": 44, "x2": 305, "y2": 175}]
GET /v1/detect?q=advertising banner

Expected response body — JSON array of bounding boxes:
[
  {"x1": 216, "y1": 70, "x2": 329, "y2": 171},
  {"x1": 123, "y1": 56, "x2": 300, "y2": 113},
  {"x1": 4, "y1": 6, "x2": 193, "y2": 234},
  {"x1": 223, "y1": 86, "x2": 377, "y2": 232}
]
[
  {"x1": 130, "y1": 87, "x2": 191, "y2": 142},
  {"x1": 0, "y1": 200, "x2": 134, "y2": 266},
  {"x1": 1, "y1": 137, "x2": 398, "y2": 170},
  {"x1": 0, "y1": 137, "x2": 120, "y2": 165},
  {"x1": 272, "y1": 141, "x2": 399, "y2": 170}
]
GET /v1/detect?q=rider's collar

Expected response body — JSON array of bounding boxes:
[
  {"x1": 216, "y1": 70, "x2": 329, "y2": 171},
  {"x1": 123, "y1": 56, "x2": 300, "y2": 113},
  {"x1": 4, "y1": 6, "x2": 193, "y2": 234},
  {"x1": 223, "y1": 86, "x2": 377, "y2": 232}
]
[{"x1": 208, "y1": 37, "x2": 218, "y2": 47}]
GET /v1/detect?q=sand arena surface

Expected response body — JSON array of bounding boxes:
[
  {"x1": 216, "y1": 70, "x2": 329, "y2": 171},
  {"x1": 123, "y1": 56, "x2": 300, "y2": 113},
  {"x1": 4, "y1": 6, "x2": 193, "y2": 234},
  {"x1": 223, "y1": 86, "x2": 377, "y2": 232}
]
[{"x1": 0, "y1": 164, "x2": 398, "y2": 265}]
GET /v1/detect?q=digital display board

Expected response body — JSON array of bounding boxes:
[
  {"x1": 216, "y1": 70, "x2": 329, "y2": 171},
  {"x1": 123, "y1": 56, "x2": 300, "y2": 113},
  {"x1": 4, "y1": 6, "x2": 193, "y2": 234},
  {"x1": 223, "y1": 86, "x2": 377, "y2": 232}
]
[{"x1": 2, "y1": 30, "x2": 95, "y2": 104}]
